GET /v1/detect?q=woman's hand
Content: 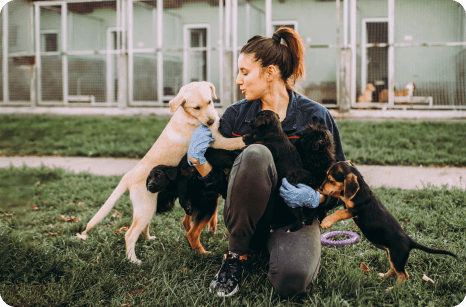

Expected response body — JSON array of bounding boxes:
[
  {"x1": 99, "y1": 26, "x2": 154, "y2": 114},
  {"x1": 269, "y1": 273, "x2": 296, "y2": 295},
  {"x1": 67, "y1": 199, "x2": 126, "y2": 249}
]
[
  {"x1": 279, "y1": 178, "x2": 320, "y2": 209},
  {"x1": 188, "y1": 125, "x2": 215, "y2": 166}
]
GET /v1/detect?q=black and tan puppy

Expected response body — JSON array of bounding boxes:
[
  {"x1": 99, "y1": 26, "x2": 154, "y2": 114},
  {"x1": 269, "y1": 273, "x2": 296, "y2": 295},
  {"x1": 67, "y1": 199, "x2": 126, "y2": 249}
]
[
  {"x1": 243, "y1": 110, "x2": 313, "y2": 232},
  {"x1": 146, "y1": 148, "x2": 237, "y2": 254},
  {"x1": 319, "y1": 161, "x2": 457, "y2": 283},
  {"x1": 294, "y1": 123, "x2": 337, "y2": 221}
]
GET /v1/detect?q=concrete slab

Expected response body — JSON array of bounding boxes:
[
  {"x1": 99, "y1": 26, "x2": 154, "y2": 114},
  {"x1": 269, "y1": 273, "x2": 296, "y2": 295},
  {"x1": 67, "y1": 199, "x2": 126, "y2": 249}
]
[
  {"x1": 1, "y1": 156, "x2": 465, "y2": 190},
  {"x1": 1, "y1": 106, "x2": 466, "y2": 120}
]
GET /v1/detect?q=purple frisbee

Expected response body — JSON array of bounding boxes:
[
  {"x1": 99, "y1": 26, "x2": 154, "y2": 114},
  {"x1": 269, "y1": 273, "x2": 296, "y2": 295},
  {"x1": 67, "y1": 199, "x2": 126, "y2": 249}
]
[{"x1": 321, "y1": 231, "x2": 359, "y2": 247}]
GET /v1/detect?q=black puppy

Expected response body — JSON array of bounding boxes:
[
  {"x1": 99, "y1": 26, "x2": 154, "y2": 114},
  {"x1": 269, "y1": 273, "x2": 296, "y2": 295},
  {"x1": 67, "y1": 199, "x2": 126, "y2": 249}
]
[
  {"x1": 146, "y1": 165, "x2": 179, "y2": 213},
  {"x1": 146, "y1": 148, "x2": 237, "y2": 254},
  {"x1": 293, "y1": 123, "x2": 337, "y2": 221},
  {"x1": 243, "y1": 110, "x2": 312, "y2": 232}
]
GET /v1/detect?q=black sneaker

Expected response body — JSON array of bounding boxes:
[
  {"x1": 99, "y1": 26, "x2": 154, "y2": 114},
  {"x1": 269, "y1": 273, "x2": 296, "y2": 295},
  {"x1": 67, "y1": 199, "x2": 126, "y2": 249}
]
[{"x1": 210, "y1": 252, "x2": 246, "y2": 297}]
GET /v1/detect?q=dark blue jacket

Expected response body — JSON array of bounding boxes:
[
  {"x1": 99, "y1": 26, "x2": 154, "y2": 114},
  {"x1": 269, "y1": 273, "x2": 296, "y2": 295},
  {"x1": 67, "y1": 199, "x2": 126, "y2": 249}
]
[
  {"x1": 218, "y1": 90, "x2": 346, "y2": 212},
  {"x1": 219, "y1": 90, "x2": 345, "y2": 158}
]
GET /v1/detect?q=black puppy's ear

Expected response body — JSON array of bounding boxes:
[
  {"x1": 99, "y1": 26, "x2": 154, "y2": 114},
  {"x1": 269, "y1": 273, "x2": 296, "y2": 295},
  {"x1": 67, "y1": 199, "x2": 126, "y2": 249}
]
[
  {"x1": 165, "y1": 167, "x2": 178, "y2": 181},
  {"x1": 312, "y1": 139, "x2": 323, "y2": 151},
  {"x1": 344, "y1": 173, "x2": 359, "y2": 200}
]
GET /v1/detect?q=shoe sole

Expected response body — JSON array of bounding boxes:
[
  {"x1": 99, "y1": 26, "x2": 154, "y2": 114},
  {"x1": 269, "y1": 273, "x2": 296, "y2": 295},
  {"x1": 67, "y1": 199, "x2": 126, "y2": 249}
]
[{"x1": 210, "y1": 285, "x2": 239, "y2": 297}]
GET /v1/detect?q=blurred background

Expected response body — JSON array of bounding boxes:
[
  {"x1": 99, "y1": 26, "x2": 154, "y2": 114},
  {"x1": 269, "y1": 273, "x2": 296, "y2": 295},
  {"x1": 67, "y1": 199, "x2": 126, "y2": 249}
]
[{"x1": 0, "y1": 0, "x2": 465, "y2": 112}]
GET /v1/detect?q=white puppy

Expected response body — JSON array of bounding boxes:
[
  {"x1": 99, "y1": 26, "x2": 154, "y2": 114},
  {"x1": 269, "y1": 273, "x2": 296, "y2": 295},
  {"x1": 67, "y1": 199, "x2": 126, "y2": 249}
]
[{"x1": 77, "y1": 82, "x2": 245, "y2": 263}]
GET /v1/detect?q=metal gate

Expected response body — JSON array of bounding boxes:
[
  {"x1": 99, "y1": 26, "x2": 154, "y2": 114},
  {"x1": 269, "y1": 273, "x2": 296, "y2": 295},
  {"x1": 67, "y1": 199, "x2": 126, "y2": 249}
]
[
  {"x1": 128, "y1": 0, "x2": 222, "y2": 107},
  {"x1": 351, "y1": 0, "x2": 466, "y2": 109}
]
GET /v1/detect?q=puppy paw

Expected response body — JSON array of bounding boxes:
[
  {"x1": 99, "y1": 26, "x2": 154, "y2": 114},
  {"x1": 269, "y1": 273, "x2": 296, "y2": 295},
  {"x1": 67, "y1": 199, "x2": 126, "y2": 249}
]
[
  {"x1": 242, "y1": 134, "x2": 254, "y2": 145},
  {"x1": 320, "y1": 217, "x2": 334, "y2": 229},
  {"x1": 130, "y1": 258, "x2": 142, "y2": 265},
  {"x1": 195, "y1": 247, "x2": 209, "y2": 254},
  {"x1": 76, "y1": 232, "x2": 87, "y2": 240}
]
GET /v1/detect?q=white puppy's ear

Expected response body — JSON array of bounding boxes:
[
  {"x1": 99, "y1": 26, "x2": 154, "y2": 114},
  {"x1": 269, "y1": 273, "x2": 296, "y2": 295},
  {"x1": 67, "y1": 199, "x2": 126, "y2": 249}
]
[
  {"x1": 169, "y1": 86, "x2": 187, "y2": 113},
  {"x1": 208, "y1": 82, "x2": 217, "y2": 99}
]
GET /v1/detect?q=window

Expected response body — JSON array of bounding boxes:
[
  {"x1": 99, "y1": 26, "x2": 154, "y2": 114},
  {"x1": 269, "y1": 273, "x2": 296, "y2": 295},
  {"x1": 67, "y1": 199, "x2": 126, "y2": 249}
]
[
  {"x1": 272, "y1": 21, "x2": 298, "y2": 33},
  {"x1": 9, "y1": 24, "x2": 18, "y2": 47},
  {"x1": 183, "y1": 25, "x2": 210, "y2": 85},
  {"x1": 40, "y1": 31, "x2": 58, "y2": 52}
]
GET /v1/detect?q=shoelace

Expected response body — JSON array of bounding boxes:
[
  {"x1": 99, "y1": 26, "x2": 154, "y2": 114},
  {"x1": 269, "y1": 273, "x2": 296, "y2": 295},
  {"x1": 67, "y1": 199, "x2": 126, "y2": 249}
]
[{"x1": 219, "y1": 254, "x2": 242, "y2": 282}]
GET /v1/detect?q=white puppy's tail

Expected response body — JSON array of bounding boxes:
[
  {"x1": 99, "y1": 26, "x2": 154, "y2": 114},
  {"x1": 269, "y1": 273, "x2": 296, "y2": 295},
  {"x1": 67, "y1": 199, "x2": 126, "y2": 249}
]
[{"x1": 76, "y1": 180, "x2": 127, "y2": 240}]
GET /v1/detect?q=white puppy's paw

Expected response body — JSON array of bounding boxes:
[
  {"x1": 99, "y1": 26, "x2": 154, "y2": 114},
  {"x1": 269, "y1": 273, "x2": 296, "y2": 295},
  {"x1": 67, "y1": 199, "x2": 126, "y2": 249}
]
[
  {"x1": 129, "y1": 256, "x2": 142, "y2": 265},
  {"x1": 76, "y1": 232, "x2": 87, "y2": 240}
]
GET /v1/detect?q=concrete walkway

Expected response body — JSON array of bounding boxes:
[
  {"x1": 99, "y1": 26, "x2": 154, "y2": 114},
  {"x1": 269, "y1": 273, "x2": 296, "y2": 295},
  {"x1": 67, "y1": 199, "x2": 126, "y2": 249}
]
[{"x1": 1, "y1": 156, "x2": 465, "y2": 190}]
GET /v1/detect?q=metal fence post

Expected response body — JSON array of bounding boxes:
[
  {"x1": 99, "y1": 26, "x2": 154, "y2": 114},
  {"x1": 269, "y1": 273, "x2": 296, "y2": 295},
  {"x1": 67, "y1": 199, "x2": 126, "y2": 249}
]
[
  {"x1": 3, "y1": 2, "x2": 9, "y2": 104},
  {"x1": 117, "y1": 0, "x2": 128, "y2": 109}
]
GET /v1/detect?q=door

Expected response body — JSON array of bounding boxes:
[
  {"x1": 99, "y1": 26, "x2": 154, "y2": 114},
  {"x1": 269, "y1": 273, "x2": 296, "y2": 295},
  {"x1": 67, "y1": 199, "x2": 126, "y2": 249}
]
[
  {"x1": 183, "y1": 25, "x2": 210, "y2": 85},
  {"x1": 362, "y1": 19, "x2": 388, "y2": 102}
]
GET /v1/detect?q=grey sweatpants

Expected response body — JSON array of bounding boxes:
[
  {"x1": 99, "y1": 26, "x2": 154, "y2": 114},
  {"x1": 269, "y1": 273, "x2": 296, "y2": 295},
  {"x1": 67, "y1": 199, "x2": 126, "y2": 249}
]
[{"x1": 223, "y1": 144, "x2": 321, "y2": 297}]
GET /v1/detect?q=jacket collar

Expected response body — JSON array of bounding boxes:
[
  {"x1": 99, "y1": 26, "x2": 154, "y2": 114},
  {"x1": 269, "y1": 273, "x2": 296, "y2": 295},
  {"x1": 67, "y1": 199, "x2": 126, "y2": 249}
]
[{"x1": 243, "y1": 90, "x2": 298, "y2": 132}]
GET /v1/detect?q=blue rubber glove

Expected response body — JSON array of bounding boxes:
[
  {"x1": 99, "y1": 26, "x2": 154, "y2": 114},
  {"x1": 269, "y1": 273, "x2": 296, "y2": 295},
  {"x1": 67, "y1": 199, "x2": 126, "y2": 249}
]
[
  {"x1": 187, "y1": 125, "x2": 215, "y2": 166},
  {"x1": 279, "y1": 178, "x2": 320, "y2": 209}
]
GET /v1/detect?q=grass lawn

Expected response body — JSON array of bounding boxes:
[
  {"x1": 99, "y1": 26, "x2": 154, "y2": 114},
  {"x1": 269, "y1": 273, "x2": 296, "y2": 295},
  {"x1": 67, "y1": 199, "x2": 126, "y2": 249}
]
[
  {"x1": 1, "y1": 166, "x2": 465, "y2": 306},
  {"x1": 1, "y1": 114, "x2": 466, "y2": 166}
]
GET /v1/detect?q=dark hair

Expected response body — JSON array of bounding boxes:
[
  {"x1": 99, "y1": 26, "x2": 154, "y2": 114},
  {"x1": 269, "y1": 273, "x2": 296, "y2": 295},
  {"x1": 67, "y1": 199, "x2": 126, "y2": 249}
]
[{"x1": 240, "y1": 27, "x2": 306, "y2": 91}]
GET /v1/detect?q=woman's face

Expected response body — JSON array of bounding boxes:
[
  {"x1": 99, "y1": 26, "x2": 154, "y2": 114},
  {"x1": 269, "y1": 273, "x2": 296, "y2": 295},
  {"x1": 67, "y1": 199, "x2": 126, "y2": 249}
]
[{"x1": 236, "y1": 53, "x2": 269, "y2": 101}]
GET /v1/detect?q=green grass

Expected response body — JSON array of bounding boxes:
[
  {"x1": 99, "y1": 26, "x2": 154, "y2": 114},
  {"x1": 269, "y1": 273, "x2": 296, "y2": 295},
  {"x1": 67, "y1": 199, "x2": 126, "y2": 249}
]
[
  {"x1": 1, "y1": 114, "x2": 466, "y2": 166},
  {"x1": 0, "y1": 114, "x2": 170, "y2": 158},
  {"x1": 1, "y1": 166, "x2": 465, "y2": 306},
  {"x1": 337, "y1": 121, "x2": 466, "y2": 166}
]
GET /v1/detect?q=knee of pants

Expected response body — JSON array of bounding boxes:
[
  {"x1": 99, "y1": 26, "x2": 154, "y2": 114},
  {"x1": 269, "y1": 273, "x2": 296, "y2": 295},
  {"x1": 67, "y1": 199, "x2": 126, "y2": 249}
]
[
  {"x1": 269, "y1": 267, "x2": 315, "y2": 298},
  {"x1": 240, "y1": 144, "x2": 273, "y2": 166}
]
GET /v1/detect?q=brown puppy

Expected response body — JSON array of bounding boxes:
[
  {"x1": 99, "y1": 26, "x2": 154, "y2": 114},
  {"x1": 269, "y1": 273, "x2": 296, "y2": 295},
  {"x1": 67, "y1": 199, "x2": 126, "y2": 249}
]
[
  {"x1": 319, "y1": 162, "x2": 457, "y2": 283},
  {"x1": 357, "y1": 83, "x2": 376, "y2": 103},
  {"x1": 379, "y1": 82, "x2": 416, "y2": 103}
]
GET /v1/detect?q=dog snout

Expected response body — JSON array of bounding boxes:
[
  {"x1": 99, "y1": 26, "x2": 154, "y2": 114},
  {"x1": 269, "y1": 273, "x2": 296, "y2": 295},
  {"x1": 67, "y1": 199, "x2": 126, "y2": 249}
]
[
  {"x1": 206, "y1": 118, "x2": 215, "y2": 126},
  {"x1": 147, "y1": 181, "x2": 156, "y2": 191},
  {"x1": 319, "y1": 182, "x2": 326, "y2": 192}
]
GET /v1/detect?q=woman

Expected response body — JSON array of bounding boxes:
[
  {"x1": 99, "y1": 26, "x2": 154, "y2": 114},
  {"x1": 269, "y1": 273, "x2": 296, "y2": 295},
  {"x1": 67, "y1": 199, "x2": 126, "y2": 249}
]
[{"x1": 187, "y1": 27, "x2": 345, "y2": 298}]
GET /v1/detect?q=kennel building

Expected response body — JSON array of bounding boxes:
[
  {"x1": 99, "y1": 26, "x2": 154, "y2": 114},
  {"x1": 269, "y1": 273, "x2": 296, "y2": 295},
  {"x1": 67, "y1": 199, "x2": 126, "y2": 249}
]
[{"x1": 0, "y1": 0, "x2": 465, "y2": 110}]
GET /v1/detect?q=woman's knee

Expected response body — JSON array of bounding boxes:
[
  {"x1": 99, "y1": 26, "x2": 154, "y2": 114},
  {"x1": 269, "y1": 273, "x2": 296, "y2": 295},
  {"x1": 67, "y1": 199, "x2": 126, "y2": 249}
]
[
  {"x1": 241, "y1": 144, "x2": 273, "y2": 164},
  {"x1": 232, "y1": 144, "x2": 275, "y2": 180}
]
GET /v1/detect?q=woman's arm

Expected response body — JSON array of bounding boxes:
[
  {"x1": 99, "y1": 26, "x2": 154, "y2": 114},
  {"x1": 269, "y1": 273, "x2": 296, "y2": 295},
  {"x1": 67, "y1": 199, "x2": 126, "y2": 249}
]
[
  {"x1": 190, "y1": 106, "x2": 241, "y2": 177},
  {"x1": 209, "y1": 107, "x2": 246, "y2": 150},
  {"x1": 189, "y1": 157, "x2": 213, "y2": 177}
]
